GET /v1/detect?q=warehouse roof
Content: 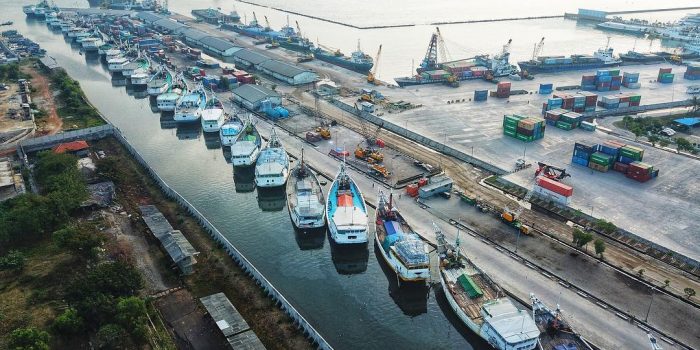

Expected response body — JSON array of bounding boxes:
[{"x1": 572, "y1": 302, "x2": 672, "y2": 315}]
[
  {"x1": 231, "y1": 49, "x2": 270, "y2": 65},
  {"x1": 161, "y1": 230, "x2": 198, "y2": 265},
  {"x1": 200, "y1": 293, "x2": 251, "y2": 338},
  {"x1": 153, "y1": 18, "x2": 188, "y2": 33},
  {"x1": 232, "y1": 84, "x2": 279, "y2": 104},
  {"x1": 181, "y1": 28, "x2": 210, "y2": 41},
  {"x1": 140, "y1": 205, "x2": 174, "y2": 239},
  {"x1": 136, "y1": 11, "x2": 164, "y2": 24},
  {"x1": 259, "y1": 60, "x2": 312, "y2": 78},
  {"x1": 199, "y1": 36, "x2": 240, "y2": 52},
  {"x1": 52, "y1": 140, "x2": 89, "y2": 154}
]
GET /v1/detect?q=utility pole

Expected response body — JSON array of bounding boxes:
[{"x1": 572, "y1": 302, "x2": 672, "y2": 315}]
[{"x1": 645, "y1": 287, "x2": 656, "y2": 322}]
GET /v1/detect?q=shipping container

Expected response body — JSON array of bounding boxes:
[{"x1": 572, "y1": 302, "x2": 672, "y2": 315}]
[
  {"x1": 535, "y1": 176, "x2": 573, "y2": 197},
  {"x1": 571, "y1": 155, "x2": 589, "y2": 167},
  {"x1": 589, "y1": 162, "x2": 609, "y2": 172},
  {"x1": 532, "y1": 185, "x2": 571, "y2": 205}
]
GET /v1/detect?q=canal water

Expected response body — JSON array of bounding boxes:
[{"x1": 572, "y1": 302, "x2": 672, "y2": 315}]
[{"x1": 4, "y1": 1, "x2": 696, "y2": 348}]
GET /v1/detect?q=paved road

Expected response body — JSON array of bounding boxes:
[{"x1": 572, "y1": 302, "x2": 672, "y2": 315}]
[{"x1": 249, "y1": 108, "x2": 685, "y2": 350}]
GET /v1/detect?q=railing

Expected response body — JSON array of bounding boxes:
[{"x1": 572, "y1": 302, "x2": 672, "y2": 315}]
[{"x1": 111, "y1": 129, "x2": 333, "y2": 350}]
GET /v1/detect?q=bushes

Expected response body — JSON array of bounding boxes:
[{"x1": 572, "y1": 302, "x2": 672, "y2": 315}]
[
  {"x1": 53, "y1": 224, "x2": 106, "y2": 261},
  {"x1": 8, "y1": 327, "x2": 50, "y2": 350},
  {"x1": 594, "y1": 219, "x2": 617, "y2": 234},
  {"x1": 52, "y1": 308, "x2": 84, "y2": 335},
  {"x1": 0, "y1": 250, "x2": 26, "y2": 271},
  {"x1": 50, "y1": 70, "x2": 104, "y2": 128}
]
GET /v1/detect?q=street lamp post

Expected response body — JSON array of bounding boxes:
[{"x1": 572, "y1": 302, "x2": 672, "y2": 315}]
[{"x1": 645, "y1": 287, "x2": 656, "y2": 322}]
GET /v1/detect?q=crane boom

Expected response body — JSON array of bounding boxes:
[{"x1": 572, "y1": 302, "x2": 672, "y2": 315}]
[
  {"x1": 367, "y1": 44, "x2": 382, "y2": 84},
  {"x1": 532, "y1": 37, "x2": 545, "y2": 61},
  {"x1": 436, "y1": 27, "x2": 450, "y2": 63},
  {"x1": 295, "y1": 20, "x2": 302, "y2": 38},
  {"x1": 263, "y1": 15, "x2": 271, "y2": 30}
]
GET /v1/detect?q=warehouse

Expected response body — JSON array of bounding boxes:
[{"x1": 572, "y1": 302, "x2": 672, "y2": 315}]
[
  {"x1": 152, "y1": 18, "x2": 188, "y2": 35},
  {"x1": 231, "y1": 84, "x2": 281, "y2": 110},
  {"x1": 198, "y1": 36, "x2": 242, "y2": 57},
  {"x1": 181, "y1": 28, "x2": 210, "y2": 45},
  {"x1": 136, "y1": 11, "x2": 163, "y2": 25},
  {"x1": 231, "y1": 49, "x2": 271, "y2": 69},
  {"x1": 258, "y1": 60, "x2": 318, "y2": 85}
]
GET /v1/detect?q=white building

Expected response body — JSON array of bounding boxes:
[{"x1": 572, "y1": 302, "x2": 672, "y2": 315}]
[
  {"x1": 231, "y1": 84, "x2": 281, "y2": 110},
  {"x1": 258, "y1": 60, "x2": 318, "y2": 85}
]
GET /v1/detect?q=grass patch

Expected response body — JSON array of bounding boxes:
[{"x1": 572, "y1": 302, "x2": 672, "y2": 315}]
[{"x1": 50, "y1": 69, "x2": 105, "y2": 130}]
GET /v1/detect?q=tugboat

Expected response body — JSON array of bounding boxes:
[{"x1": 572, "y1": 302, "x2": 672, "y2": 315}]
[
  {"x1": 326, "y1": 162, "x2": 368, "y2": 244},
  {"x1": 374, "y1": 191, "x2": 430, "y2": 284},
  {"x1": 286, "y1": 148, "x2": 326, "y2": 231},
  {"x1": 436, "y1": 223, "x2": 540, "y2": 350}
]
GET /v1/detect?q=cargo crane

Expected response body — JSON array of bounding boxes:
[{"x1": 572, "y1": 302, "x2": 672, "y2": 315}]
[
  {"x1": 263, "y1": 15, "x2": 272, "y2": 31},
  {"x1": 367, "y1": 44, "x2": 382, "y2": 84},
  {"x1": 531, "y1": 37, "x2": 545, "y2": 61},
  {"x1": 418, "y1": 28, "x2": 440, "y2": 73},
  {"x1": 534, "y1": 162, "x2": 571, "y2": 181},
  {"x1": 436, "y1": 27, "x2": 451, "y2": 64},
  {"x1": 295, "y1": 21, "x2": 303, "y2": 38}
]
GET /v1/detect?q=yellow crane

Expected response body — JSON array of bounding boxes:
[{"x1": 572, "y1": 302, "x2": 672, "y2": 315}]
[{"x1": 367, "y1": 44, "x2": 383, "y2": 84}]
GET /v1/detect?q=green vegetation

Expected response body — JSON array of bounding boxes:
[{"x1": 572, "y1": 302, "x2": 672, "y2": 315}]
[
  {"x1": 53, "y1": 224, "x2": 106, "y2": 261},
  {"x1": 0, "y1": 250, "x2": 26, "y2": 271},
  {"x1": 675, "y1": 137, "x2": 698, "y2": 154},
  {"x1": 594, "y1": 239, "x2": 606, "y2": 258},
  {"x1": 594, "y1": 219, "x2": 617, "y2": 234},
  {"x1": 8, "y1": 327, "x2": 50, "y2": 350},
  {"x1": 572, "y1": 228, "x2": 594, "y2": 250},
  {"x1": 50, "y1": 69, "x2": 104, "y2": 129},
  {"x1": 0, "y1": 63, "x2": 31, "y2": 83},
  {"x1": 684, "y1": 287, "x2": 696, "y2": 299},
  {"x1": 663, "y1": 279, "x2": 670, "y2": 289}
]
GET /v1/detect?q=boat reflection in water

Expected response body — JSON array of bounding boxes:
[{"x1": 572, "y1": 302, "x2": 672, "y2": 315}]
[
  {"x1": 111, "y1": 73, "x2": 127, "y2": 87},
  {"x1": 329, "y1": 238, "x2": 369, "y2": 274},
  {"x1": 149, "y1": 96, "x2": 160, "y2": 113},
  {"x1": 203, "y1": 132, "x2": 221, "y2": 149},
  {"x1": 175, "y1": 124, "x2": 201, "y2": 141},
  {"x1": 375, "y1": 250, "x2": 430, "y2": 316},
  {"x1": 233, "y1": 165, "x2": 255, "y2": 193},
  {"x1": 159, "y1": 112, "x2": 176, "y2": 129},
  {"x1": 257, "y1": 186, "x2": 286, "y2": 211},
  {"x1": 293, "y1": 227, "x2": 325, "y2": 250},
  {"x1": 83, "y1": 51, "x2": 100, "y2": 64}
]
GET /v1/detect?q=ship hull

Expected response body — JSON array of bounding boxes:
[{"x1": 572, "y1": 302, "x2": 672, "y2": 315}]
[
  {"x1": 395, "y1": 75, "x2": 482, "y2": 87},
  {"x1": 286, "y1": 166, "x2": 326, "y2": 231},
  {"x1": 518, "y1": 61, "x2": 621, "y2": 73},
  {"x1": 232, "y1": 146, "x2": 260, "y2": 166},
  {"x1": 148, "y1": 84, "x2": 168, "y2": 96},
  {"x1": 279, "y1": 40, "x2": 312, "y2": 53},
  {"x1": 374, "y1": 235, "x2": 428, "y2": 283},
  {"x1": 439, "y1": 271, "x2": 484, "y2": 337},
  {"x1": 314, "y1": 52, "x2": 373, "y2": 74},
  {"x1": 326, "y1": 172, "x2": 368, "y2": 245}
]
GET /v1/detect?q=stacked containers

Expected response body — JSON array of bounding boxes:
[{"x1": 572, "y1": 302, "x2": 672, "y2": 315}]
[
  {"x1": 572, "y1": 142, "x2": 595, "y2": 166},
  {"x1": 503, "y1": 115, "x2": 545, "y2": 142},
  {"x1": 544, "y1": 108, "x2": 567, "y2": 126},
  {"x1": 589, "y1": 152, "x2": 614, "y2": 172},
  {"x1": 474, "y1": 90, "x2": 488, "y2": 101},
  {"x1": 611, "y1": 75, "x2": 622, "y2": 91},
  {"x1": 599, "y1": 93, "x2": 641, "y2": 109},
  {"x1": 557, "y1": 111, "x2": 582, "y2": 130},
  {"x1": 618, "y1": 145, "x2": 644, "y2": 164},
  {"x1": 684, "y1": 62, "x2": 700, "y2": 80},
  {"x1": 539, "y1": 83, "x2": 553, "y2": 94},
  {"x1": 534, "y1": 176, "x2": 573, "y2": 205},
  {"x1": 622, "y1": 72, "x2": 641, "y2": 88},
  {"x1": 542, "y1": 92, "x2": 597, "y2": 114},
  {"x1": 580, "y1": 91, "x2": 598, "y2": 112},
  {"x1": 626, "y1": 161, "x2": 657, "y2": 182},
  {"x1": 658, "y1": 68, "x2": 674, "y2": 83},
  {"x1": 580, "y1": 121, "x2": 597, "y2": 131},
  {"x1": 496, "y1": 82, "x2": 511, "y2": 98},
  {"x1": 581, "y1": 74, "x2": 596, "y2": 91},
  {"x1": 600, "y1": 95, "x2": 619, "y2": 109}
]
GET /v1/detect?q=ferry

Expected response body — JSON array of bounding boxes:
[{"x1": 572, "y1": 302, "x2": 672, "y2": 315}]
[
  {"x1": 201, "y1": 95, "x2": 227, "y2": 133},
  {"x1": 219, "y1": 114, "x2": 244, "y2": 146},
  {"x1": 174, "y1": 86, "x2": 206, "y2": 123},
  {"x1": 107, "y1": 57, "x2": 130, "y2": 72},
  {"x1": 530, "y1": 294, "x2": 593, "y2": 350},
  {"x1": 326, "y1": 162, "x2": 368, "y2": 244},
  {"x1": 286, "y1": 149, "x2": 326, "y2": 231},
  {"x1": 230, "y1": 116, "x2": 262, "y2": 166},
  {"x1": 147, "y1": 68, "x2": 172, "y2": 96},
  {"x1": 375, "y1": 191, "x2": 430, "y2": 283},
  {"x1": 254, "y1": 128, "x2": 289, "y2": 188},
  {"x1": 435, "y1": 224, "x2": 540, "y2": 350}
]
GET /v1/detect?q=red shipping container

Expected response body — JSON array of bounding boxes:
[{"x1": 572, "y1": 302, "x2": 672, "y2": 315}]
[
  {"x1": 613, "y1": 162, "x2": 629, "y2": 174},
  {"x1": 417, "y1": 178, "x2": 429, "y2": 187},
  {"x1": 497, "y1": 82, "x2": 511, "y2": 89},
  {"x1": 199, "y1": 69, "x2": 206, "y2": 76},
  {"x1": 535, "y1": 176, "x2": 573, "y2": 197},
  {"x1": 406, "y1": 184, "x2": 419, "y2": 197},
  {"x1": 626, "y1": 172, "x2": 651, "y2": 182},
  {"x1": 659, "y1": 68, "x2": 672, "y2": 74}
]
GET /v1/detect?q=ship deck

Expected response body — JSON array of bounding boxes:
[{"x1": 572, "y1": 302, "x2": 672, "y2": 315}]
[
  {"x1": 288, "y1": 167, "x2": 324, "y2": 218},
  {"x1": 443, "y1": 266, "x2": 499, "y2": 325},
  {"x1": 534, "y1": 309, "x2": 591, "y2": 350}
]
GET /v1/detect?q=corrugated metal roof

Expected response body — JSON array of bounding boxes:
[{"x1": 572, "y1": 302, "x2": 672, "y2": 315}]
[
  {"x1": 153, "y1": 18, "x2": 188, "y2": 33},
  {"x1": 232, "y1": 84, "x2": 279, "y2": 104},
  {"x1": 181, "y1": 28, "x2": 210, "y2": 41},
  {"x1": 139, "y1": 205, "x2": 198, "y2": 273},
  {"x1": 200, "y1": 293, "x2": 251, "y2": 338},
  {"x1": 136, "y1": 11, "x2": 164, "y2": 24},
  {"x1": 140, "y1": 205, "x2": 174, "y2": 240},
  {"x1": 259, "y1": 60, "x2": 310, "y2": 78},
  {"x1": 199, "y1": 36, "x2": 239, "y2": 52},
  {"x1": 231, "y1": 49, "x2": 270, "y2": 65},
  {"x1": 161, "y1": 230, "x2": 197, "y2": 265}
]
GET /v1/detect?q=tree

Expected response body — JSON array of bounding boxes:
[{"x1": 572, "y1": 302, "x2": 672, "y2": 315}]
[
  {"x1": 0, "y1": 194, "x2": 54, "y2": 245},
  {"x1": 96, "y1": 324, "x2": 128, "y2": 350},
  {"x1": 8, "y1": 327, "x2": 50, "y2": 350},
  {"x1": 53, "y1": 225, "x2": 106, "y2": 261},
  {"x1": 594, "y1": 239, "x2": 606, "y2": 258},
  {"x1": 0, "y1": 250, "x2": 26, "y2": 271},
  {"x1": 675, "y1": 137, "x2": 698, "y2": 154},
  {"x1": 685, "y1": 287, "x2": 696, "y2": 299},
  {"x1": 663, "y1": 279, "x2": 670, "y2": 289},
  {"x1": 648, "y1": 135, "x2": 659, "y2": 146},
  {"x1": 52, "y1": 308, "x2": 84, "y2": 335},
  {"x1": 631, "y1": 126, "x2": 644, "y2": 141},
  {"x1": 35, "y1": 151, "x2": 79, "y2": 187},
  {"x1": 638, "y1": 269, "x2": 645, "y2": 277},
  {"x1": 659, "y1": 139, "x2": 670, "y2": 147},
  {"x1": 116, "y1": 297, "x2": 148, "y2": 341},
  {"x1": 572, "y1": 229, "x2": 593, "y2": 250}
]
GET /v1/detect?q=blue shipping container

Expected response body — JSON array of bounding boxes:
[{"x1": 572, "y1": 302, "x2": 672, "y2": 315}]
[
  {"x1": 572, "y1": 156, "x2": 589, "y2": 167},
  {"x1": 600, "y1": 144, "x2": 620, "y2": 156},
  {"x1": 573, "y1": 149, "x2": 591, "y2": 159},
  {"x1": 618, "y1": 155, "x2": 635, "y2": 164}
]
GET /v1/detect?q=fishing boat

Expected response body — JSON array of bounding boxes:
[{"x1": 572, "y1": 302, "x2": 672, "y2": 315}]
[
  {"x1": 130, "y1": 69, "x2": 151, "y2": 86},
  {"x1": 435, "y1": 224, "x2": 540, "y2": 350},
  {"x1": 312, "y1": 40, "x2": 374, "y2": 74},
  {"x1": 174, "y1": 85, "x2": 206, "y2": 123},
  {"x1": 254, "y1": 128, "x2": 289, "y2": 188},
  {"x1": 104, "y1": 49, "x2": 122, "y2": 62},
  {"x1": 374, "y1": 191, "x2": 430, "y2": 283},
  {"x1": 219, "y1": 114, "x2": 244, "y2": 146},
  {"x1": 156, "y1": 92, "x2": 181, "y2": 111},
  {"x1": 122, "y1": 57, "x2": 150, "y2": 78},
  {"x1": 201, "y1": 94, "x2": 227, "y2": 133},
  {"x1": 147, "y1": 67, "x2": 172, "y2": 96},
  {"x1": 107, "y1": 56, "x2": 130, "y2": 72},
  {"x1": 230, "y1": 116, "x2": 262, "y2": 166},
  {"x1": 98, "y1": 43, "x2": 113, "y2": 55},
  {"x1": 286, "y1": 149, "x2": 326, "y2": 231},
  {"x1": 326, "y1": 162, "x2": 368, "y2": 244},
  {"x1": 530, "y1": 294, "x2": 593, "y2": 350},
  {"x1": 81, "y1": 37, "x2": 103, "y2": 52}
]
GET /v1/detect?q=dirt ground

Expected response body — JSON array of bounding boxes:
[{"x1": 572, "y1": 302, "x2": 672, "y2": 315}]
[{"x1": 21, "y1": 65, "x2": 62, "y2": 135}]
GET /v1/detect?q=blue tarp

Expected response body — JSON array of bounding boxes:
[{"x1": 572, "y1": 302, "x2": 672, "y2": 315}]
[{"x1": 674, "y1": 117, "x2": 700, "y2": 127}]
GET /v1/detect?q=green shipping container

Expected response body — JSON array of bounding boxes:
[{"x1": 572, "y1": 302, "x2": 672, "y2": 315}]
[
  {"x1": 504, "y1": 129, "x2": 517, "y2": 137},
  {"x1": 457, "y1": 274, "x2": 484, "y2": 299},
  {"x1": 629, "y1": 95, "x2": 641, "y2": 102},
  {"x1": 609, "y1": 70, "x2": 620, "y2": 76},
  {"x1": 555, "y1": 121, "x2": 573, "y2": 130}
]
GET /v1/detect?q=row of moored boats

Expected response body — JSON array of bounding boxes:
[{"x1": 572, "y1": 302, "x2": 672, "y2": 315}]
[{"x1": 39, "y1": 6, "x2": 594, "y2": 350}]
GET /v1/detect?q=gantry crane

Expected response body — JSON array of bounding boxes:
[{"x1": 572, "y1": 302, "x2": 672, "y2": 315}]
[
  {"x1": 531, "y1": 37, "x2": 545, "y2": 61},
  {"x1": 367, "y1": 44, "x2": 382, "y2": 84}
]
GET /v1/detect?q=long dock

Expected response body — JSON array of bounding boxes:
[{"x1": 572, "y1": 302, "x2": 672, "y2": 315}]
[{"x1": 235, "y1": 1, "x2": 700, "y2": 29}]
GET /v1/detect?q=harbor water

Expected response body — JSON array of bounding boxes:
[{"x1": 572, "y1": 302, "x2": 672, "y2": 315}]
[{"x1": 5, "y1": 0, "x2": 699, "y2": 348}]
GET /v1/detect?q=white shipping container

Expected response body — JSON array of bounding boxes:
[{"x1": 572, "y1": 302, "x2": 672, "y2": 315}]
[
  {"x1": 533, "y1": 185, "x2": 571, "y2": 205},
  {"x1": 618, "y1": 102, "x2": 630, "y2": 108},
  {"x1": 602, "y1": 96, "x2": 620, "y2": 103},
  {"x1": 625, "y1": 82, "x2": 641, "y2": 89}
]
